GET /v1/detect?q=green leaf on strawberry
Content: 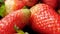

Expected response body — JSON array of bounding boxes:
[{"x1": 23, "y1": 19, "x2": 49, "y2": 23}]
[
  {"x1": 0, "y1": 0, "x2": 4, "y2": 3},
  {"x1": 14, "y1": 24, "x2": 29, "y2": 34},
  {"x1": 16, "y1": 30, "x2": 24, "y2": 34},
  {"x1": 0, "y1": 4, "x2": 6, "y2": 17}
]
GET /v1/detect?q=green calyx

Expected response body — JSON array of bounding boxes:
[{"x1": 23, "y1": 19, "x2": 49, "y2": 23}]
[
  {"x1": 16, "y1": 30, "x2": 24, "y2": 34},
  {"x1": 14, "y1": 25, "x2": 29, "y2": 34},
  {"x1": 14, "y1": 25, "x2": 24, "y2": 34},
  {"x1": 0, "y1": 0, "x2": 4, "y2": 3},
  {"x1": 0, "y1": 4, "x2": 7, "y2": 17}
]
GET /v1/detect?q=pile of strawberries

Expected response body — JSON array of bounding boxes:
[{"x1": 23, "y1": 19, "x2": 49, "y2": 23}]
[{"x1": 0, "y1": 0, "x2": 60, "y2": 34}]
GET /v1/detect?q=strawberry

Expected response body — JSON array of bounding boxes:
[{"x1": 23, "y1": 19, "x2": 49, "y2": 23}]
[
  {"x1": 0, "y1": 9, "x2": 30, "y2": 34},
  {"x1": 41, "y1": 0, "x2": 57, "y2": 9},
  {"x1": 5, "y1": 0, "x2": 25, "y2": 14},
  {"x1": 30, "y1": 4, "x2": 60, "y2": 34},
  {"x1": 22, "y1": 0, "x2": 38, "y2": 7}
]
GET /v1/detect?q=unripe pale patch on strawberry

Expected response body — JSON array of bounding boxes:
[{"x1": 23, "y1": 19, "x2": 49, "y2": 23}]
[{"x1": 5, "y1": 0, "x2": 25, "y2": 15}]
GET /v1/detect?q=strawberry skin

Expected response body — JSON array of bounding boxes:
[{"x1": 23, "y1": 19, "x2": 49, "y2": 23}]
[
  {"x1": 22, "y1": 0, "x2": 38, "y2": 7},
  {"x1": 5, "y1": 0, "x2": 25, "y2": 13},
  {"x1": 41, "y1": 0, "x2": 57, "y2": 9},
  {"x1": 0, "y1": 9, "x2": 30, "y2": 34},
  {"x1": 30, "y1": 4, "x2": 60, "y2": 34}
]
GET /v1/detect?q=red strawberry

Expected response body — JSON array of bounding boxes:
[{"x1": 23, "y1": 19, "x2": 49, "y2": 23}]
[
  {"x1": 5, "y1": 0, "x2": 25, "y2": 13},
  {"x1": 0, "y1": 9, "x2": 30, "y2": 34},
  {"x1": 41, "y1": 0, "x2": 57, "y2": 9},
  {"x1": 22, "y1": 0, "x2": 38, "y2": 7},
  {"x1": 30, "y1": 4, "x2": 60, "y2": 34}
]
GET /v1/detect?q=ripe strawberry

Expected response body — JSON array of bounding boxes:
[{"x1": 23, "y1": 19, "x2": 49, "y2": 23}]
[
  {"x1": 5, "y1": 0, "x2": 25, "y2": 14},
  {"x1": 22, "y1": 0, "x2": 38, "y2": 7},
  {"x1": 0, "y1": 9, "x2": 30, "y2": 34},
  {"x1": 41, "y1": 0, "x2": 57, "y2": 9},
  {"x1": 30, "y1": 4, "x2": 60, "y2": 34}
]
